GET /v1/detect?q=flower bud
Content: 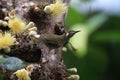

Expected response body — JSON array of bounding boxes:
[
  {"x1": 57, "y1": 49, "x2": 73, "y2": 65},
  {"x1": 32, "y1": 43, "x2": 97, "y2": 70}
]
[
  {"x1": 62, "y1": 47, "x2": 67, "y2": 52},
  {"x1": 0, "y1": 20, "x2": 3, "y2": 26},
  {"x1": 9, "y1": 10, "x2": 15, "y2": 19},
  {"x1": 67, "y1": 68, "x2": 77, "y2": 73},
  {"x1": 29, "y1": 31, "x2": 37, "y2": 36},
  {"x1": 34, "y1": 34, "x2": 40, "y2": 38},
  {"x1": 2, "y1": 21, "x2": 8, "y2": 27},
  {"x1": 68, "y1": 75, "x2": 80, "y2": 80},
  {"x1": 27, "y1": 22, "x2": 34, "y2": 29},
  {"x1": 44, "y1": 6, "x2": 52, "y2": 14},
  {"x1": 28, "y1": 27, "x2": 37, "y2": 31},
  {"x1": 4, "y1": 16, "x2": 9, "y2": 21}
]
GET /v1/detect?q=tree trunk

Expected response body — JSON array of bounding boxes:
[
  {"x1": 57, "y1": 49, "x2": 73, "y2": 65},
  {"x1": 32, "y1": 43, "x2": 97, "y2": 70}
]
[{"x1": 0, "y1": 0, "x2": 78, "y2": 80}]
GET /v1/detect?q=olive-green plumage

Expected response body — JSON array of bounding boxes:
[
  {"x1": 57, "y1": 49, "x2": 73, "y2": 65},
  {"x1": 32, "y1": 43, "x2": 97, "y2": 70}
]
[{"x1": 40, "y1": 30, "x2": 80, "y2": 49}]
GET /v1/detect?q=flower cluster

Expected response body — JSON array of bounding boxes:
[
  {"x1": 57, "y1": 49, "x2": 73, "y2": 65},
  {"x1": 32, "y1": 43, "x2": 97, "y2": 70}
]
[
  {"x1": 14, "y1": 65, "x2": 35, "y2": 80},
  {"x1": 8, "y1": 18, "x2": 26, "y2": 34},
  {"x1": 0, "y1": 32, "x2": 15, "y2": 49},
  {"x1": 0, "y1": 9, "x2": 40, "y2": 52},
  {"x1": 44, "y1": 0, "x2": 67, "y2": 17},
  {"x1": 14, "y1": 69, "x2": 31, "y2": 80},
  {"x1": 0, "y1": 10, "x2": 26, "y2": 51},
  {"x1": 8, "y1": 10, "x2": 26, "y2": 34}
]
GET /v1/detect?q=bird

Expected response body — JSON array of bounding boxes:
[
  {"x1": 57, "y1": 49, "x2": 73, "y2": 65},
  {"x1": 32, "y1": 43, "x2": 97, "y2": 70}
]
[{"x1": 40, "y1": 30, "x2": 80, "y2": 49}]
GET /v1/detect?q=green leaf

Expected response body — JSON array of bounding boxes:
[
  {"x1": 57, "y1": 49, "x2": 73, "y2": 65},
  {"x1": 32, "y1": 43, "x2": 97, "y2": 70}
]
[
  {"x1": 0, "y1": 73, "x2": 3, "y2": 80},
  {"x1": 68, "y1": 13, "x2": 108, "y2": 58},
  {"x1": 91, "y1": 30, "x2": 120, "y2": 43},
  {"x1": 69, "y1": 24, "x2": 89, "y2": 58},
  {"x1": 85, "y1": 13, "x2": 108, "y2": 34},
  {"x1": 66, "y1": 7, "x2": 85, "y2": 28}
]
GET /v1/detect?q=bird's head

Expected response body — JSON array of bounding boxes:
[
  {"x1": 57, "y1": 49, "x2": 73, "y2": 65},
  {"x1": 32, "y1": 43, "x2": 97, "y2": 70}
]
[{"x1": 66, "y1": 30, "x2": 80, "y2": 39}]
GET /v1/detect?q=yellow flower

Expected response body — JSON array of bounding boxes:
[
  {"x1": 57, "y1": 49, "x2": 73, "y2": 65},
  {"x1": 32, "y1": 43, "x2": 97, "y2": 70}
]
[
  {"x1": 14, "y1": 69, "x2": 31, "y2": 80},
  {"x1": 0, "y1": 32, "x2": 15, "y2": 49},
  {"x1": 44, "y1": 0, "x2": 67, "y2": 17},
  {"x1": 8, "y1": 18, "x2": 26, "y2": 34}
]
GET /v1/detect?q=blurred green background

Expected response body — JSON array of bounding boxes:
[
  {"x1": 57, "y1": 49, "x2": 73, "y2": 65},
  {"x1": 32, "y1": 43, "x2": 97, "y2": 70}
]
[
  {"x1": 1, "y1": 0, "x2": 120, "y2": 80},
  {"x1": 63, "y1": 0, "x2": 120, "y2": 80}
]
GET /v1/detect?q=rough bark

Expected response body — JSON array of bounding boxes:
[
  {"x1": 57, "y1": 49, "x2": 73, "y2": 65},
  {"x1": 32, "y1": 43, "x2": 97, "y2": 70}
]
[{"x1": 0, "y1": 0, "x2": 77, "y2": 80}]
